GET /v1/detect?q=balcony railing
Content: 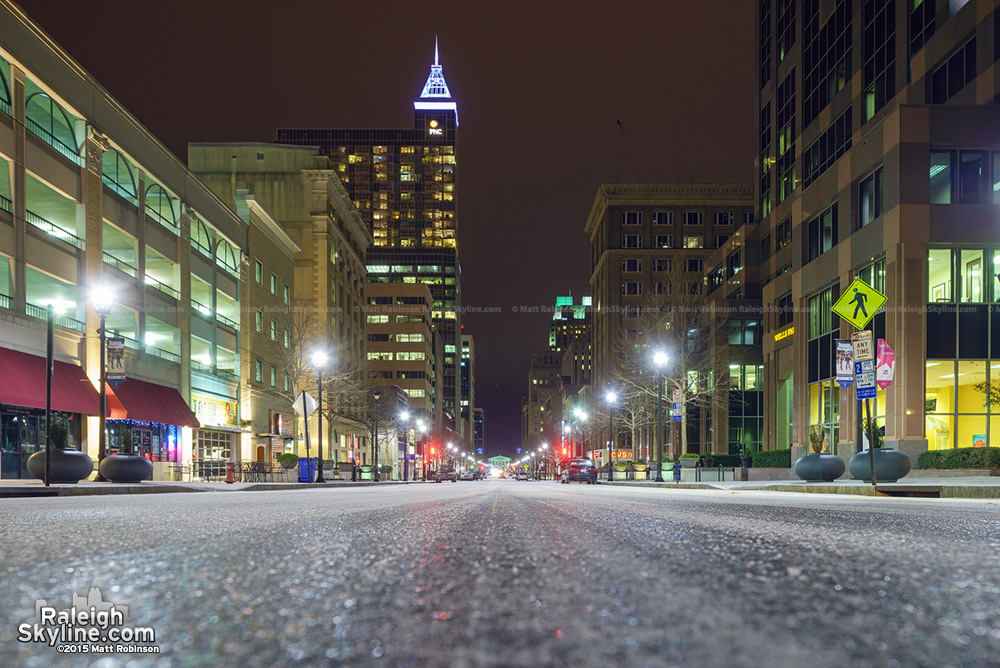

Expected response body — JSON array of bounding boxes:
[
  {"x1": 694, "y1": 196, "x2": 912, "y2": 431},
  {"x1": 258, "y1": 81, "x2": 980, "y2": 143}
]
[
  {"x1": 214, "y1": 367, "x2": 239, "y2": 382},
  {"x1": 25, "y1": 302, "x2": 85, "y2": 333},
  {"x1": 103, "y1": 252, "x2": 137, "y2": 277},
  {"x1": 216, "y1": 312, "x2": 238, "y2": 330},
  {"x1": 190, "y1": 359, "x2": 239, "y2": 382},
  {"x1": 191, "y1": 300, "x2": 212, "y2": 319},
  {"x1": 144, "y1": 205, "x2": 179, "y2": 235},
  {"x1": 0, "y1": 193, "x2": 11, "y2": 213},
  {"x1": 0, "y1": 98, "x2": 10, "y2": 117},
  {"x1": 26, "y1": 210, "x2": 85, "y2": 250},
  {"x1": 0, "y1": 292, "x2": 10, "y2": 309},
  {"x1": 143, "y1": 274, "x2": 179, "y2": 300},
  {"x1": 145, "y1": 345, "x2": 180, "y2": 364},
  {"x1": 25, "y1": 118, "x2": 84, "y2": 167},
  {"x1": 101, "y1": 175, "x2": 138, "y2": 207}
]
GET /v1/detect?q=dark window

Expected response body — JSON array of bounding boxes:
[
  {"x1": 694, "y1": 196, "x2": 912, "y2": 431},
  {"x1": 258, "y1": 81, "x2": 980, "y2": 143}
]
[
  {"x1": 709, "y1": 266, "x2": 725, "y2": 292},
  {"x1": 715, "y1": 235, "x2": 730, "y2": 248},
  {"x1": 684, "y1": 212, "x2": 703, "y2": 226},
  {"x1": 653, "y1": 211, "x2": 673, "y2": 225},
  {"x1": 862, "y1": 0, "x2": 896, "y2": 123},
  {"x1": 622, "y1": 235, "x2": 643, "y2": 248},
  {"x1": 930, "y1": 150, "x2": 955, "y2": 203},
  {"x1": 760, "y1": 102, "x2": 773, "y2": 218},
  {"x1": 776, "y1": 216, "x2": 792, "y2": 250},
  {"x1": 777, "y1": 293, "x2": 794, "y2": 327},
  {"x1": 686, "y1": 258, "x2": 703, "y2": 272},
  {"x1": 776, "y1": 0, "x2": 795, "y2": 64},
  {"x1": 653, "y1": 258, "x2": 673, "y2": 272},
  {"x1": 777, "y1": 70, "x2": 796, "y2": 202},
  {"x1": 653, "y1": 234, "x2": 672, "y2": 248},
  {"x1": 727, "y1": 250, "x2": 743, "y2": 278},
  {"x1": 807, "y1": 204, "x2": 838, "y2": 262},
  {"x1": 802, "y1": 109, "x2": 852, "y2": 188},
  {"x1": 803, "y1": 0, "x2": 852, "y2": 127},
  {"x1": 959, "y1": 150, "x2": 988, "y2": 203},
  {"x1": 761, "y1": 234, "x2": 772, "y2": 261},
  {"x1": 622, "y1": 211, "x2": 642, "y2": 225},
  {"x1": 859, "y1": 168, "x2": 883, "y2": 228},
  {"x1": 910, "y1": 0, "x2": 936, "y2": 55},
  {"x1": 926, "y1": 304, "x2": 957, "y2": 358},
  {"x1": 931, "y1": 38, "x2": 976, "y2": 104},
  {"x1": 760, "y1": 0, "x2": 772, "y2": 87},
  {"x1": 715, "y1": 212, "x2": 735, "y2": 226}
]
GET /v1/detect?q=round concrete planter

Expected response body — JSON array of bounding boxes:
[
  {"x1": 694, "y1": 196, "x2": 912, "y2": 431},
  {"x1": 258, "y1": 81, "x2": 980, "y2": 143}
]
[
  {"x1": 680, "y1": 458, "x2": 700, "y2": 468},
  {"x1": 793, "y1": 452, "x2": 846, "y2": 482},
  {"x1": 27, "y1": 448, "x2": 94, "y2": 484},
  {"x1": 99, "y1": 454, "x2": 153, "y2": 483},
  {"x1": 848, "y1": 448, "x2": 911, "y2": 483}
]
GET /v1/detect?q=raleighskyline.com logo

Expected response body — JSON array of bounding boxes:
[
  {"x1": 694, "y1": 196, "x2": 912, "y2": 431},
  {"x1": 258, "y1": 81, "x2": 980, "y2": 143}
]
[{"x1": 17, "y1": 587, "x2": 159, "y2": 654}]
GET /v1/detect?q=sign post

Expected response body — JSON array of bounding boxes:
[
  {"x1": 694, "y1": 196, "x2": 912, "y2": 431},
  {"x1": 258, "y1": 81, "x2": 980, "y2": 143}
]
[
  {"x1": 832, "y1": 278, "x2": 888, "y2": 488},
  {"x1": 292, "y1": 390, "x2": 318, "y2": 462}
]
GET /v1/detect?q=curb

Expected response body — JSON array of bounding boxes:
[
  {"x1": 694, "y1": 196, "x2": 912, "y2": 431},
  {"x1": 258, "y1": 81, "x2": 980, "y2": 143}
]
[
  {"x1": 0, "y1": 480, "x2": 416, "y2": 498},
  {"x1": 598, "y1": 480, "x2": 1000, "y2": 499}
]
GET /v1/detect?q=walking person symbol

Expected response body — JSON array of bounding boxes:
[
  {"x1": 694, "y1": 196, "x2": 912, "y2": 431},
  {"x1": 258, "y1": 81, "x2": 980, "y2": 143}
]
[{"x1": 851, "y1": 288, "x2": 868, "y2": 319}]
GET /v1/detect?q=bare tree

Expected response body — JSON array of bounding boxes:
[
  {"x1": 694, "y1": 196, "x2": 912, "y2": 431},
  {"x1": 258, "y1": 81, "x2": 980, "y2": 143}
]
[{"x1": 608, "y1": 263, "x2": 728, "y2": 458}]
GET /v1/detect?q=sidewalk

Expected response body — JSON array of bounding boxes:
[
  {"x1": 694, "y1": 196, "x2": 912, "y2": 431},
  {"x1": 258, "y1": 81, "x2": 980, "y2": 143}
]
[
  {"x1": 599, "y1": 476, "x2": 1000, "y2": 498},
  {"x1": 0, "y1": 479, "x2": 419, "y2": 498}
]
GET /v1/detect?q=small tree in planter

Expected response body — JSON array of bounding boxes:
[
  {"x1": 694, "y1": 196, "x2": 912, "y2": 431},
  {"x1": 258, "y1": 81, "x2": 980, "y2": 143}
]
[
  {"x1": 794, "y1": 426, "x2": 846, "y2": 482},
  {"x1": 680, "y1": 453, "x2": 701, "y2": 468},
  {"x1": 27, "y1": 412, "x2": 93, "y2": 483},
  {"x1": 277, "y1": 453, "x2": 299, "y2": 469},
  {"x1": 99, "y1": 423, "x2": 153, "y2": 483}
]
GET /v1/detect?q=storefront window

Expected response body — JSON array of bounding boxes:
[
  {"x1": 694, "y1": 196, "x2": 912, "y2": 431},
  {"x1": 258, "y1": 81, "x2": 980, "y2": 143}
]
[
  {"x1": 925, "y1": 360, "x2": 993, "y2": 449},
  {"x1": 808, "y1": 380, "x2": 839, "y2": 451}
]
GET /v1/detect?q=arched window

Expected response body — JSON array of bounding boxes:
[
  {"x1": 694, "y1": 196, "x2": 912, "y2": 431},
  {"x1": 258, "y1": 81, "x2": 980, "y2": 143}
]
[
  {"x1": 145, "y1": 183, "x2": 178, "y2": 231},
  {"x1": 101, "y1": 149, "x2": 137, "y2": 203},
  {"x1": 25, "y1": 93, "x2": 80, "y2": 161},
  {"x1": 216, "y1": 239, "x2": 239, "y2": 275},
  {"x1": 191, "y1": 217, "x2": 212, "y2": 256}
]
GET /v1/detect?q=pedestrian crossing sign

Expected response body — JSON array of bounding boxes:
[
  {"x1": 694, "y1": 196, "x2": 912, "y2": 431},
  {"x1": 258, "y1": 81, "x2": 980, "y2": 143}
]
[{"x1": 832, "y1": 278, "x2": 886, "y2": 330}]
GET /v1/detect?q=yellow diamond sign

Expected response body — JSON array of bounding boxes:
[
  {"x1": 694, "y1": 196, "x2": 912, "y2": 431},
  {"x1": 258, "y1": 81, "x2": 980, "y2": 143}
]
[{"x1": 832, "y1": 278, "x2": 887, "y2": 330}]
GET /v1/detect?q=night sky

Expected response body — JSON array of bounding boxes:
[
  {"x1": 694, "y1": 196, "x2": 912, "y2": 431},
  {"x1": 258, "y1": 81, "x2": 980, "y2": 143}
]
[{"x1": 18, "y1": 0, "x2": 755, "y2": 456}]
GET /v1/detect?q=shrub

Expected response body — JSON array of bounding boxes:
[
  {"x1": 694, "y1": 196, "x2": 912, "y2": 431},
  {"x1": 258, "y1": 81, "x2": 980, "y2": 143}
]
[
  {"x1": 680, "y1": 453, "x2": 701, "y2": 459},
  {"x1": 708, "y1": 454, "x2": 742, "y2": 467},
  {"x1": 277, "y1": 453, "x2": 299, "y2": 467},
  {"x1": 917, "y1": 447, "x2": 1000, "y2": 469},
  {"x1": 48, "y1": 412, "x2": 70, "y2": 448},
  {"x1": 752, "y1": 448, "x2": 791, "y2": 468}
]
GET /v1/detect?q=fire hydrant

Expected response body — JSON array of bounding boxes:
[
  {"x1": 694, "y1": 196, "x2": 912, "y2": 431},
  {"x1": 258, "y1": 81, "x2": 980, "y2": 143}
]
[{"x1": 225, "y1": 461, "x2": 235, "y2": 484}]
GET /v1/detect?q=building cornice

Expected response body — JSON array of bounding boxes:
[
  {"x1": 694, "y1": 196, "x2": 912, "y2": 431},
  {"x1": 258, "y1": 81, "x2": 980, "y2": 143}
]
[{"x1": 584, "y1": 182, "x2": 754, "y2": 236}]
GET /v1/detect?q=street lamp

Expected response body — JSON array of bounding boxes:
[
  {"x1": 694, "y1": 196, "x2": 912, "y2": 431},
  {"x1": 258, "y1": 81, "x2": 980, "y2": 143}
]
[
  {"x1": 311, "y1": 350, "x2": 329, "y2": 483},
  {"x1": 605, "y1": 390, "x2": 617, "y2": 482},
  {"x1": 573, "y1": 408, "x2": 588, "y2": 458},
  {"x1": 417, "y1": 419, "x2": 428, "y2": 480},
  {"x1": 653, "y1": 349, "x2": 669, "y2": 482},
  {"x1": 372, "y1": 389, "x2": 382, "y2": 482},
  {"x1": 92, "y1": 285, "x2": 115, "y2": 482},
  {"x1": 400, "y1": 410, "x2": 411, "y2": 481}
]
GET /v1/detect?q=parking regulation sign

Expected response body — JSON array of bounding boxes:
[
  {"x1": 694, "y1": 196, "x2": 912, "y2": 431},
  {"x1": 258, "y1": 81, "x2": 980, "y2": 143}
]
[{"x1": 854, "y1": 359, "x2": 877, "y2": 399}]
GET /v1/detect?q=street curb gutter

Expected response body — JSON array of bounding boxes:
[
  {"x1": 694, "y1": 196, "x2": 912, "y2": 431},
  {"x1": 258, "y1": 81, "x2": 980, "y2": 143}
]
[
  {"x1": 0, "y1": 481, "x2": 415, "y2": 498},
  {"x1": 599, "y1": 481, "x2": 1000, "y2": 499}
]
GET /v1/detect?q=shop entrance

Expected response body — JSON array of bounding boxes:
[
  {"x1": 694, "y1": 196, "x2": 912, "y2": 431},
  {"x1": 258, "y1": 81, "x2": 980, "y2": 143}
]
[{"x1": 1, "y1": 411, "x2": 43, "y2": 479}]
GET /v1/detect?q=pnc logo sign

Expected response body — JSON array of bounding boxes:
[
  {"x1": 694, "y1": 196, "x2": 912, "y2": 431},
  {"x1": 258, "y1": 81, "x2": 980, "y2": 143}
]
[{"x1": 428, "y1": 119, "x2": 443, "y2": 136}]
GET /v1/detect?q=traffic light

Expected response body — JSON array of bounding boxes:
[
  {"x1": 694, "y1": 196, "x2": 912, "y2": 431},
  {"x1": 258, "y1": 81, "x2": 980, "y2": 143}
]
[
  {"x1": 561, "y1": 448, "x2": 568, "y2": 456},
  {"x1": 429, "y1": 447, "x2": 436, "y2": 456}
]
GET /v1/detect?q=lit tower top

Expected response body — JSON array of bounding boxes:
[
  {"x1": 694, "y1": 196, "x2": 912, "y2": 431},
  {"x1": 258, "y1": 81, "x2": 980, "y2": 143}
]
[{"x1": 415, "y1": 36, "x2": 458, "y2": 126}]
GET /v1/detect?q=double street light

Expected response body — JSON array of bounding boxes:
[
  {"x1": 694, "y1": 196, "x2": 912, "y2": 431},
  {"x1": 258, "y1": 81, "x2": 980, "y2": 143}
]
[
  {"x1": 311, "y1": 350, "x2": 329, "y2": 483},
  {"x1": 653, "y1": 349, "x2": 669, "y2": 483},
  {"x1": 605, "y1": 390, "x2": 617, "y2": 482},
  {"x1": 92, "y1": 285, "x2": 115, "y2": 483}
]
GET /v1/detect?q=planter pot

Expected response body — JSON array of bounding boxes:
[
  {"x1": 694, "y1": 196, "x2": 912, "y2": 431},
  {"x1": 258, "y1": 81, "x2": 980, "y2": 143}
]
[
  {"x1": 279, "y1": 460, "x2": 297, "y2": 469},
  {"x1": 793, "y1": 452, "x2": 846, "y2": 482},
  {"x1": 848, "y1": 448, "x2": 911, "y2": 483},
  {"x1": 322, "y1": 460, "x2": 335, "y2": 470},
  {"x1": 99, "y1": 454, "x2": 153, "y2": 483},
  {"x1": 741, "y1": 456, "x2": 753, "y2": 468},
  {"x1": 632, "y1": 465, "x2": 648, "y2": 473},
  {"x1": 680, "y1": 459, "x2": 699, "y2": 468},
  {"x1": 702, "y1": 457, "x2": 715, "y2": 468},
  {"x1": 27, "y1": 448, "x2": 94, "y2": 484}
]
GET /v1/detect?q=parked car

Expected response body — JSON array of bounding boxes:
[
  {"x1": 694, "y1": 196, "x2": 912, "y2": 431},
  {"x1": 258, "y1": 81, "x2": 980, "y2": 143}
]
[
  {"x1": 459, "y1": 470, "x2": 476, "y2": 481},
  {"x1": 472, "y1": 469, "x2": 486, "y2": 480},
  {"x1": 560, "y1": 459, "x2": 598, "y2": 484},
  {"x1": 514, "y1": 470, "x2": 529, "y2": 481},
  {"x1": 435, "y1": 466, "x2": 458, "y2": 483}
]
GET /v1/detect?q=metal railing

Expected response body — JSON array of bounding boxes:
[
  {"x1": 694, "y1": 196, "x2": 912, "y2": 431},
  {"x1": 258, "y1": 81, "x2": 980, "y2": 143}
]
[
  {"x1": 191, "y1": 300, "x2": 212, "y2": 319},
  {"x1": 144, "y1": 345, "x2": 180, "y2": 364},
  {"x1": 0, "y1": 292, "x2": 10, "y2": 309},
  {"x1": 103, "y1": 252, "x2": 137, "y2": 277},
  {"x1": 0, "y1": 98, "x2": 10, "y2": 117},
  {"x1": 26, "y1": 210, "x2": 85, "y2": 250},
  {"x1": 143, "y1": 274, "x2": 180, "y2": 299},
  {"x1": 0, "y1": 193, "x2": 11, "y2": 213},
  {"x1": 144, "y1": 206, "x2": 179, "y2": 235},
  {"x1": 101, "y1": 175, "x2": 138, "y2": 207},
  {"x1": 216, "y1": 312, "x2": 238, "y2": 329},
  {"x1": 25, "y1": 118, "x2": 84, "y2": 167},
  {"x1": 25, "y1": 302, "x2": 85, "y2": 333},
  {"x1": 214, "y1": 367, "x2": 238, "y2": 382}
]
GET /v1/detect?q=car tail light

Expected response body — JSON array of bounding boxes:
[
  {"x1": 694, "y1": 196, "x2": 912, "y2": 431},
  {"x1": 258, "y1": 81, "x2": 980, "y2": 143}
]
[{"x1": 570, "y1": 467, "x2": 580, "y2": 472}]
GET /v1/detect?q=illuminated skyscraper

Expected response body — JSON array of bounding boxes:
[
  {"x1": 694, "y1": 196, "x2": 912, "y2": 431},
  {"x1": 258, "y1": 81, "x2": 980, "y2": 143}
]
[{"x1": 276, "y1": 40, "x2": 465, "y2": 434}]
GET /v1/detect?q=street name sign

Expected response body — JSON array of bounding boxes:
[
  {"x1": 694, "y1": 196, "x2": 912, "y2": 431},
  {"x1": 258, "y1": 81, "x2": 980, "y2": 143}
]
[{"x1": 832, "y1": 277, "x2": 886, "y2": 330}]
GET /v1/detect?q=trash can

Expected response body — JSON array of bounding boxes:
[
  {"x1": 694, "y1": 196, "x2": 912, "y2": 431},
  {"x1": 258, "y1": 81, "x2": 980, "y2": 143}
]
[{"x1": 298, "y1": 457, "x2": 318, "y2": 482}]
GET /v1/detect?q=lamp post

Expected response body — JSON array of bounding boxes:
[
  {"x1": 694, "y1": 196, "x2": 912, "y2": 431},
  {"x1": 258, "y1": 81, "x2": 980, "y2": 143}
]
[
  {"x1": 373, "y1": 389, "x2": 381, "y2": 482},
  {"x1": 417, "y1": 419, "x2": 428, "y2": 480},
  {"x1": 92, "y1": 285, "x2": 115, "y2": 482},
  {"x1": 605, "y1": 390, "x2": 617, "y2": 482},
  {"x1": 653, "y1": 350, "x2": 668, "y2": 482},
  {"x1": 573, "y1": 408, "x2": 588, "y2": 459},
  {"x1": 400, "y1": 410, "x2": 410, "y2": 481},
  {"x1": 311, "y1": 350, "x2": 328, "y2": 483}
]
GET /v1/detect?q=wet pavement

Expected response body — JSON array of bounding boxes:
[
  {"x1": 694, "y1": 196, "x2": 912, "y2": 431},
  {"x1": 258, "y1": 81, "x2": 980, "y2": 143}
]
[{"x1": 1, "y1": 480, "x2": 998, "y2": 667}]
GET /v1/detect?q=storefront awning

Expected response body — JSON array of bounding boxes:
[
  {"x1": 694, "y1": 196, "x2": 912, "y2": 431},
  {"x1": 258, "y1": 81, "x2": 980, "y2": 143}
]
[
  {"x1": 107, "y1": 378, "x2": 200, "y2": 428},
  {"x1": 0, "y1": 347, "x2": 100, "y2": 414}
]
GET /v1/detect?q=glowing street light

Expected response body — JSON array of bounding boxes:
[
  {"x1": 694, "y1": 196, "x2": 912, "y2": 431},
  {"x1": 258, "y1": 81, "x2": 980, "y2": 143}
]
[
  {"x1": 606, "y1": 389, "x2": 618, "y2": 482},
  {"x1": 311, "y1": 350, "x2": 329, "y2": 483},
  {"x1": 653, "y1": 349, "x2": 668, "y2": 482}
]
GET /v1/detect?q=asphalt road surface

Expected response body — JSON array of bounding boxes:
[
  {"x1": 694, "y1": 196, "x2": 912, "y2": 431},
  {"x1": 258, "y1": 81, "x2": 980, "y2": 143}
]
[{"x1": 1, "y1": 480, "x2": 999, "y2": 668}]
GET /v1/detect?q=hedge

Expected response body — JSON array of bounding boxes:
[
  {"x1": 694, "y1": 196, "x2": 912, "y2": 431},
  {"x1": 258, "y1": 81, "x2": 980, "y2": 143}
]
[
  {"x1": 752, "y1": 448, "x2": 791, "y2": 468},
  {"x1": 917, "y1": 447, "x2": 1000, "y2": 470},
  {"x1": 705, "y1": 454, "x2": 742, "y2": 467}
]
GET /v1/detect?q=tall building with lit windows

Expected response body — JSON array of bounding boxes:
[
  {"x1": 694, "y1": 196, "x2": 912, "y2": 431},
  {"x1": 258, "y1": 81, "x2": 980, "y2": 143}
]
[
  {"x1": 275, "y1": 40, "x2": 465, "y2": 435},
  {"x1": 744, "y1": 0, "x2": 1000, "y2": 464}
]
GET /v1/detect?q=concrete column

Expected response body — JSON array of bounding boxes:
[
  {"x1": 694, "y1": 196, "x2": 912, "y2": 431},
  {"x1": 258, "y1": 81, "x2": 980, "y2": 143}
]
[
  {"x1": 83, "y1": 128, "x2": 108, "y2": 460},
  {"x1": 178, "y1": 207, "x2": 192, "y2": 403},
  {"x1": 10, "y1": 65, "x2": 24, "y2": 313}
]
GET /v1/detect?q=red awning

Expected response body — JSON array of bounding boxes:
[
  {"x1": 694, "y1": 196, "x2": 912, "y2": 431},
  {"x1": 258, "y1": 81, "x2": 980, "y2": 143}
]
[
  {"x1": 0, "y1": 347, "x2": 100, "y2": 414},
  {"x1": 107, "y1": 379, "x2": 200, "y2": 428}
]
